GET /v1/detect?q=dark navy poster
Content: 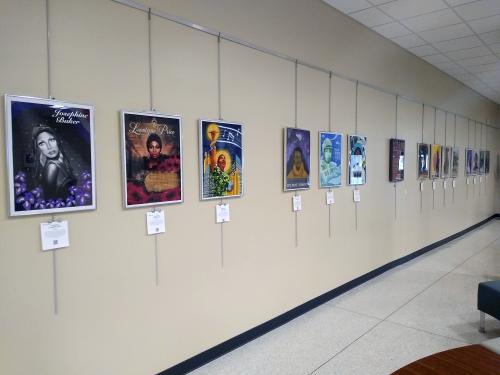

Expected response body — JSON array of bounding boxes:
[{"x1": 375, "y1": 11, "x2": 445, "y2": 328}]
[{"x1": 5, "y1": 95, "x2": 95, "y2": 216}]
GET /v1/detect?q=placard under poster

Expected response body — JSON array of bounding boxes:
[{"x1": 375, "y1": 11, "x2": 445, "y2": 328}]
[
  {"x1": 200, "y1": 119, "x2": 243, "y2": 199},
  {"x1": 417, "y1": 143, "x2": 429, "y2": 179},
  {"x1": 389, "y1": 138, "x2": 405, "y2": 182},
  {"x1": 121, "y1": 111, "x2": 182, "y2": 208},
  {"x1": 4, "y1": 95, "x2": 95, "y2": 216},
  {"x1": 348, "y1": 134, "x2": 367, "y2": 185},
  {"x1": 284, "y1": 127, "x2": 310, "y2": 191},
  {"x1": 319, "y1": 131, "x2": 342, "y2": 188}
]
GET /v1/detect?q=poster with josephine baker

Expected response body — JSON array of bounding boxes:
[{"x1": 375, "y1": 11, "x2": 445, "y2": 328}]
[
  {"x1": 199, "y1": 119, "x2": 243, "y2": 200},
  {"x1": 284, "y1": 127, "x2": 311, "y2": 191},
  {"x1": 121, "y1": 111, "x2": 182, "y2": 208},
  {"x1": 4, "y1": 95, "x2": 95, "y2": 216}
]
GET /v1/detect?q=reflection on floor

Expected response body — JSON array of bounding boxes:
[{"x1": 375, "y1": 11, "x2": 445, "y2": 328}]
[{"x1": 190, "y1": 220, "x2": 500, "y2": 375}]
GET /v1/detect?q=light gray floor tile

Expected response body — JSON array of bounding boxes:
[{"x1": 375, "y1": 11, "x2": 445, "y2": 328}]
[
  {"x1": 312, "y1": 321, "x2": 464, "y2": 375},
  {"x1": 329, "y1": 268, "x2": 444, "y2": 319},
  {"x1": 454, "y1": 246, "x2": 500, "y2": 279},
  {"x1": 189, "y1": 306, "x2": 379, "y2": 375},
  {"x1": 388, "y1": 271, "x2": 500, "y2": 344}
]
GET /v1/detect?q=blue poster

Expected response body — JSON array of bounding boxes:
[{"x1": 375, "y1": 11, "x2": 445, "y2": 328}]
[{"x1": 319, "y1": 132, "x2": 342, "y2": 187}]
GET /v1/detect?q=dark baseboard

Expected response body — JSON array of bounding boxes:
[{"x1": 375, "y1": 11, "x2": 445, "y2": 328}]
[{"x1": 158, "y1": 214, "x2": 499, "y2": 375}]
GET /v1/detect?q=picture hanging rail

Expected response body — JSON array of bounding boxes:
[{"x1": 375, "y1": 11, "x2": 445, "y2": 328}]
[{"x1": 109, "y1": 0, "x2": 498, "y2": 133}]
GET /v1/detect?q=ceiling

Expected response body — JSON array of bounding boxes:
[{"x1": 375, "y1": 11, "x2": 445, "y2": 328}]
[{"x1": 323, "y1": 0, "x2": 500, "y2": 105}]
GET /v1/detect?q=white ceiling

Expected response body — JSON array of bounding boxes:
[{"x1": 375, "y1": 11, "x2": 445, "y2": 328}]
[{"x1": 323, "y1": 0, "x2": 500, "y2": 104}]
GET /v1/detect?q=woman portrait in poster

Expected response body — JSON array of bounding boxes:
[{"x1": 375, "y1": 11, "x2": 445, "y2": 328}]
[
  {"x1": 122, "y1": 112, "x2": 182, "y2": 208},
  {"x1": 32, "y1": 125, "x2": 76, "y2": 199},
  {"x1": 6, "y1": 95, "x2": 95, "y2": 216},
  {"x1": 287, "y1": 147, "x2": 309, "y2": 179}
]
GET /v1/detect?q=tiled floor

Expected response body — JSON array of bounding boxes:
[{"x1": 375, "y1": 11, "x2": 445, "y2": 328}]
[{"x1": 190, "y1": 220, "x2": 500, "y2": 375}]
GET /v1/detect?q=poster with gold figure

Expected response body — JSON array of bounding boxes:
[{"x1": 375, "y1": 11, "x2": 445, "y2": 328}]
[
  {"x1": 199, "y1": 119, "x2": 243, "y2": 200},
  {"x1": 121, "y1": 111, "x2": 182, "y2": 208},
  {"x1": 430, "y1": 144, "x2": 441, "y2": 179}
]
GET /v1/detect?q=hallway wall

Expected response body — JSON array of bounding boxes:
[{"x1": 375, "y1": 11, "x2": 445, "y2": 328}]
[{"x1": 0, "y1": 1, "x2": 499, "y2": 374}]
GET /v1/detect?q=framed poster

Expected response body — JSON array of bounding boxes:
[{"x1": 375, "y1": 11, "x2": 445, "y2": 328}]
[
  {"x1": 121, "y1": 111, "x2": 182, "y2": 208},
  {"x1": 200, "y1": 119, "x2": 243, "y2": 199},
  {"x1": 4, "y1": 95, "x2": 95, "y2": 216},
  {"x1": 442, "y1": 146, "x2": 452, "y2": 178},
  {"x1": 417, "y1": 143, "x2": 429, "y2": 179},
  {"x1": 473, "y1": 149, "x2": 480, "y2": 175},
  {"x1": 451, "y1": 147, "x2": 459, "y2": 178},
  {"x1": 479, "y1": 150, "x2": 486, "y2": 174},
  {"x1": 348, "y1": 134, "x2": 367, "y2": 185},
  {"x1": 430, "y1": 144, "x2": 441, "y2": 179},
  {"x1": 319, "y1": 132, "x2": 342, "y2": 188},
  {"x1": 284, "y1": 127, "x2": 310, "y2": 191},
  {"x1": 389, "y1": 138, "x2": 405, "y2": 182},
  {"x1": 465, "y1": 148, "x2": 473, "y2": 176},
  {"x1": 485, "y1": 150, "x2": 490, "y2": 174}
]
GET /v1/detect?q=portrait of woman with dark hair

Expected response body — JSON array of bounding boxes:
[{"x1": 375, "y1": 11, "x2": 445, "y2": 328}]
[
  {"x1": 32, "y1": 125, "x2": 76, "y2": 199},
  {"x1": 286, "y1": 146, "x2": 309, "y2": 179},
  {"x1": 144, "y1": 133, "x2": 168, "y2": 171}
]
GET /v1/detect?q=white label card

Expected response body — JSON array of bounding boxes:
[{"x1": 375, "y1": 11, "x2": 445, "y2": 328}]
[
  {"x1": 353, "y1": 189, "x2": 361, "y2": 202},
  {"x1": 147, "y1": 210, "x2": 166, "y2": 235},
  {"x1": 292, "y1": 195, "x2": 302, "y2": 212},
  {"x1": 420, "y1": 182, "x2": 424, "y2": 192},
  {"x1": 473, "y1": 177, "x2": 477, "y2": 184},
  {"x1": 40, "y1": 220, "x2": 69, "y2": 251},
  {"x1": 466, "y1": 178, "x2": 470, "y2": 185},
  {"x1": 216, "y1": 204, "x2": 230, "y2": 223},
  {"x1": 443, "y1": 180, "x2": 447, "y2": 189},
  {"x1": 326, "y1": 191, "x2": 334, "y2": 205},
  {"x1": 432, "y1": 181, "x2": 436, "y2": 190},
  {"x1": 452, "y1": 179, "x2": 456, "y2": 189},
  {"x1": 480, "y1": 176, "x2": 483, "y2": 183}
]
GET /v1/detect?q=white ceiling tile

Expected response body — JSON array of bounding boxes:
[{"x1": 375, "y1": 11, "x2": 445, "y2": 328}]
[
  {"x1": 418, "y1": 23, "x2": 472, "y2": 43},
  {"x1": 379, "y1": 0, "x2": 448, "y2": 20},
  {"x1": 479, "y1": 29, "x2": 500, "y2": 44},
  {"x1": 401, "y1": 9, "x2": 462, "y2": 32},
  {"x1": 446, "y1": 0, "x2": 478, "y2": 6},
  {"x1": 476, "y1": 69, "x2": 500, "y2": 80},
  {"x1": 350, "y1": 7, "x2": 393, "y2": 27},
  {"x1": 423, "y1": 54, "x2": 451, "y2": 64},
  {"x1": 442, "y1": 66, "x2": 469, "y2": 75},
  {"x1": 368, "y1": 0, "x2": 394, "y2": 5},
  {"x1": 468, "y1": 14, "x2": 500, "y2": 34},
  {"x1": 445, "y1": 46, "x2": 491, "y2": 60},
  {"x1": 434, "y1": 61, "x2": 462, "y2": 70},
  {"x1": 454, "y1": 0, "x2": 500, "y2": 21},
  {"x1": 372, "y1": 22, "x2": 412, "y2": 38},
  {"x1": 391, "y1": 33, "x2": 426, "y2": 48},
  {"x1": 408, "y1": 44, "x2": 439, "y2": 56},
  {"x1": 457, "y1": 54, "x2": 499, "y2": 67},
  {"x1": 433, "y1": 35, "x2": 483, "y2": 52},
  {"x1": 322, "y1": 0, "x2": 372, "y2": 14},
  {"x1": 454, "y1": 72, "x2": 476, "y2": 80},
  {"x1": 467, "y1": 62, "x2": 500, "y2": 73}
]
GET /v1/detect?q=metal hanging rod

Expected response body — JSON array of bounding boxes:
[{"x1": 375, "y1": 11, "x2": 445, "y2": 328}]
[{"x1": 110, "y1": 0, "x2": 499, "y2": 131}]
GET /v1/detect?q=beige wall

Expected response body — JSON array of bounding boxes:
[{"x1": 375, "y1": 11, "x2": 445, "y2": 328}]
[{"x1": 0, "y1": 1, "x2": 499, "y2": 374}]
